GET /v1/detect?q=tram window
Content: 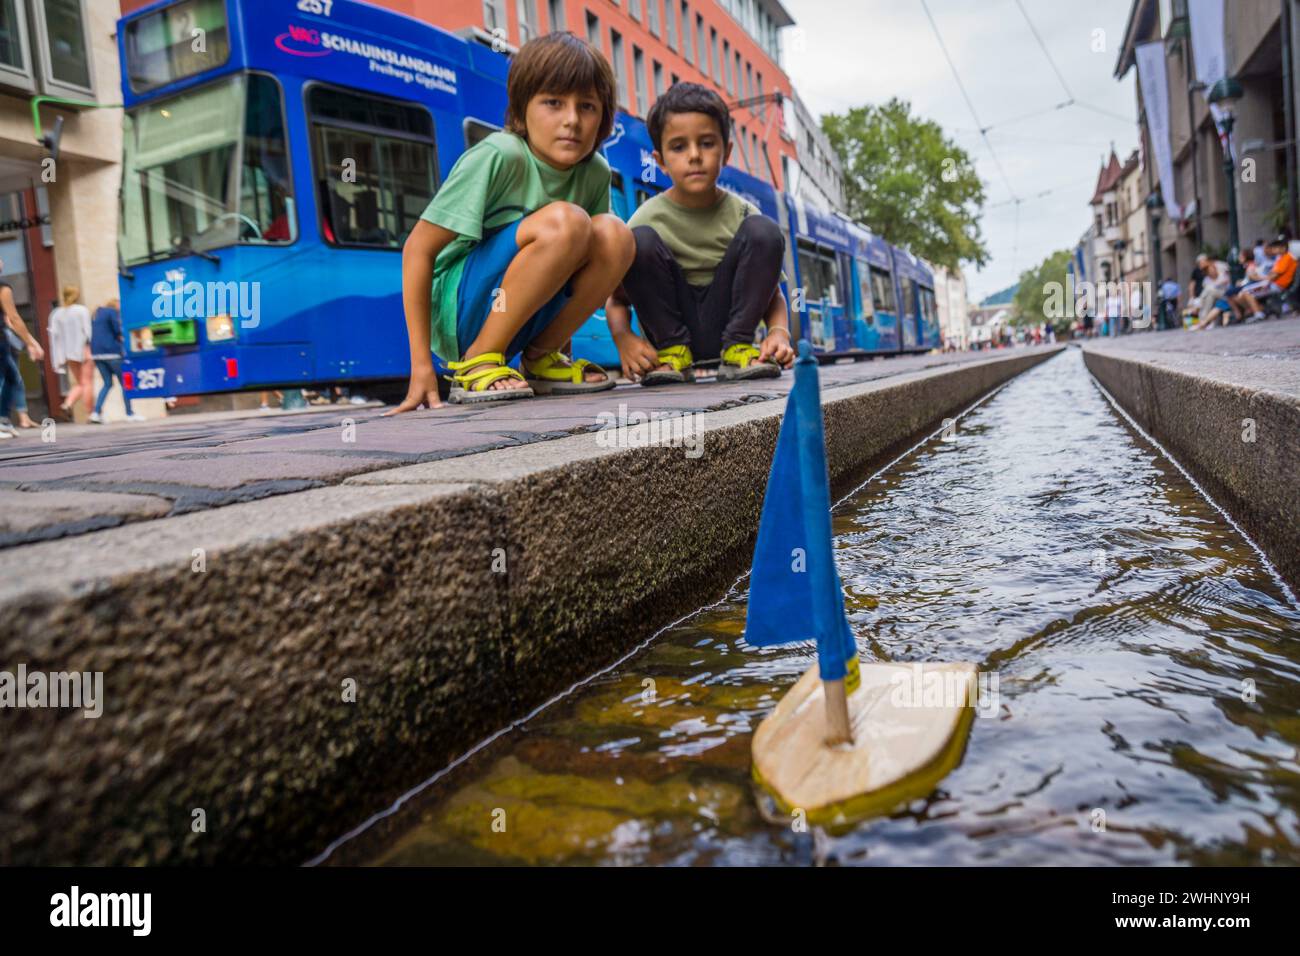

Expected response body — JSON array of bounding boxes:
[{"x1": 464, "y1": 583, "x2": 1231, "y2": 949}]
[
  {"x1": 125, "y1": 0, "x2": 231, "y2": 93},
  {"x1": 635, "y1": 188, "x2": 651, "y2": 207},
  {"x1": 869, "y1": 266, "x2": 896, "y2": 313},
  {"x1": 309, "y1": 86, "x2": 437, "y2": 250},
  {"x1": 921, "y1": 288, "x2": 937, "y2": 325},
  {"x1": 901, "y1": 280, "x2": 917, "y2": 318},
  {"x1": 855, "y1": 258, "x2": 874, "y2": 318},
  {"x1": 823, "y1": 254, "x2": 841, "y2": 306},
  {"x1": 797, "y1": 246, "x2": 838, "y2": 306},
  {"x1": 464, "y1": 118, "x2": 499, "y2": 148},
  {"x1": 797, "y1": 246, "x2": 821, "y2": 302},
  {"x1": 120, "y1": 75, "x2": 244, "y2": 264},
  {"x1": 240, "y1": 75, "x2": 295, "y2": 244}
]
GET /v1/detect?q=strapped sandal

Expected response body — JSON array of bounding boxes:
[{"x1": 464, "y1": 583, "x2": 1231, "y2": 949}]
[
  {"x1": 521, "y1": 349, "x2": 615, "y2": 395},
  {"x1": 717, "y1": 342, "x2": 780, "y2": 382},
  {"x1": 446, "y1": 352, "x2": 535, "y2": 404},
  {"x1": 641, "y1": 344, "x2": 696, "y2": 386}
]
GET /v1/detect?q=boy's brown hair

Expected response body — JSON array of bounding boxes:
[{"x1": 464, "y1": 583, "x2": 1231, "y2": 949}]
[
  {"x1": 646, "y1": 81, "x2": 731, "y2": 155},
  {"x1": 504, "y1": 32, "x2": 616, "y2": 160}
]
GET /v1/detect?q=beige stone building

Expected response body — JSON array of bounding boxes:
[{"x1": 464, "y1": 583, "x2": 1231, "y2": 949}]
[
  {"x1": 927, "y1": 261, "x2": 971, "y2": 350},
  {"x1": 1117, "y1": 0, "x2": 1297, "y2": 294},
  {"x1": 0, "y1": 0, "x2": 131, "y2": 420}
]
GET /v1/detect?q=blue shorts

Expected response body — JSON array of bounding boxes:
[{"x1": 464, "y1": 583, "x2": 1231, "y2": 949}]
[{"x1": 456, "y1": 218, "x2": 573, "y2": 361}]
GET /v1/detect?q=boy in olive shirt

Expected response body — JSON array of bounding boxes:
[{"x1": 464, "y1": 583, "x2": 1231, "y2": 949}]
[{"x1": 606, "y1": 83, "x2": 794, "y2": 384}]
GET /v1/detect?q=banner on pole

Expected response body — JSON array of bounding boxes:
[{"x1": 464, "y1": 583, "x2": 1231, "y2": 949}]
[
  {"x1": 1188, "y1": 0, "x2": 1236, "y2": 162},
  {"x1": 1136, "y1": 41, "x2": 1183, "y2": 220}
]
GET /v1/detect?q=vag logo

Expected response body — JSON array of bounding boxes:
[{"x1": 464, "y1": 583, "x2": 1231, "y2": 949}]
[{"x1": 275, "y1": 23, "x2": 329, "y2": 57}]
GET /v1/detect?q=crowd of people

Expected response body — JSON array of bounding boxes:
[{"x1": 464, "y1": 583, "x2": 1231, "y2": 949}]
[
  {"x1": 1171, "y1": 233, "x2": 1297, "y2": 331},
  {"x1": 0, "y1": 269, "x2": 139, "y2": 440}
]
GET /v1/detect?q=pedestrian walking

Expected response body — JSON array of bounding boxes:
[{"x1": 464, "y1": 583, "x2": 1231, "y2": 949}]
[
  {"x1": 90, "y1": 297, "x2": 141, "y2": 423},
  {"x1": 0, "y1": 260, "x2": 46, "y2": 437},
  {"x1": 49, "y1": 286, "x2": 93, "y2": 418}
]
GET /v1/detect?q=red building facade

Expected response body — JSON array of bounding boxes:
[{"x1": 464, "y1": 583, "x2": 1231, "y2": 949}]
[{"x1": 119, "y1": 0, "x2": 797, "y2": 188}]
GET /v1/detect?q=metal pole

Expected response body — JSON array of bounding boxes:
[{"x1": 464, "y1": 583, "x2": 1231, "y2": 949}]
[
  {"x1": 1150, "y1": 210, "x2": 1164, "y2": 329},
  {"x1": 1284, "y1": 0, "x2": 1299, "y2": 239},
  {"x1": 1224, "y1": 114, "x2": 1244, "y2": 283},
  {"x1": 1186, "y1": 40, "x2": 1205, "y2": 249}
]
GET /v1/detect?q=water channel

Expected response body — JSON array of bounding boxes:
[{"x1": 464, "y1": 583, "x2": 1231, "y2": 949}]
[{"x1": 331, "y1": 348, "x2": 1300, "y2": 865}]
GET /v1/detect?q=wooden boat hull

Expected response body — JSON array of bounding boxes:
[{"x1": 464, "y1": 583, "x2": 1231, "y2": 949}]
[{"x1": 752, "y1": 661, "x2": 978, "y2": 830}]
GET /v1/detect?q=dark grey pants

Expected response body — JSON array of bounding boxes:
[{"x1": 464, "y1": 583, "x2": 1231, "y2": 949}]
[{"x1": 620, "y1": 214, "x2": 784, "y2": 362}]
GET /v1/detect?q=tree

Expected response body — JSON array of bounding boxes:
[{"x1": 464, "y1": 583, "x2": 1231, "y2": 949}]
[
  {"x1": 1012, "y1": 249, "x2": 1072, "y2": 329},
  {"x1": 821, "y1": 98, "x2": 988, "y2": 270}
]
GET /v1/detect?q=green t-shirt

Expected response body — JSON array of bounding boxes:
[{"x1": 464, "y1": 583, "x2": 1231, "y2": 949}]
[
  {"x1": 419, "y1": 131, "x2": 611, "y2": 361},
  {"x1": 627, "y1": 188, "x2": 774, "y2": 286}
]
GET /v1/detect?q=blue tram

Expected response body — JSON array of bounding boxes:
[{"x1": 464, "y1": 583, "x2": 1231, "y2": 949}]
[{"x1": 115, "y1": 0, "x2": 938, "y2": 400}]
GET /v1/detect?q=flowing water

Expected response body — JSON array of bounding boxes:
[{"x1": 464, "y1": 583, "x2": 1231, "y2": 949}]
[{"x1": 344, "y1": 348, "x2": 1300, "y2": 866}]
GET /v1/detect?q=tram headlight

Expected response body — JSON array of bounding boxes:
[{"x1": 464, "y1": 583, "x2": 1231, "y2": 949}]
[
  {"x1": 206, "y1": 314, "x2": 236, "y2": 342},
  {"x1": 130, "y1": 327, "x2": 154, "y2": 352}
]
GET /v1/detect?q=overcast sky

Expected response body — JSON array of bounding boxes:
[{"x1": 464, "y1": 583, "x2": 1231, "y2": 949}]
[{"x1": 781, "y1": 0, "x2": 1139, "y2": 301}]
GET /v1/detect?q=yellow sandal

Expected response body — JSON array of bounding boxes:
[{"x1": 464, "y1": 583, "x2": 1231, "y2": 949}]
[
  {"x1": 717, "y1": 342, "x2": 780, "y2": 382},
  {"x1": 642, "y1": 344, "x2": 695, "y2": 386},
  {"x1": 521, "y1": 349, "x2": 615, "y2": 395},
  {"x1": 446, "y1": 352, "x2": 534, "y2": 404}
]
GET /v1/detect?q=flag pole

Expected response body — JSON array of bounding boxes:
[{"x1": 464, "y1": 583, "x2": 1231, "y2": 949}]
[
  {"x1": 822, "y1": 678, "x2": 852, "y2": 746},
  {"x1": 791, "y1": 341, "x2": 853, "y2": 746}
]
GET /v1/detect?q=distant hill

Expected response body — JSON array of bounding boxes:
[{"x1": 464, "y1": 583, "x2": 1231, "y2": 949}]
[{"x1": 980, "y1": 284, "x2": 1018, "y2": 307}]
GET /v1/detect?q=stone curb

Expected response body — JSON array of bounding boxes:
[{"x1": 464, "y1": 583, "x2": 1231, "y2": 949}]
[{"x1": 1082, "y1": 344, "x2": 1300, "y2": 593}]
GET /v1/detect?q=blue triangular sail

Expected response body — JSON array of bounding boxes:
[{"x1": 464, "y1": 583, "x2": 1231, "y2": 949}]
[{"x1": 743, "y1": 342, "x2": 857, "y2": 684}]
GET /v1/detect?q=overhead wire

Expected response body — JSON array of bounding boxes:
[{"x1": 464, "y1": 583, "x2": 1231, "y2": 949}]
[{"x1": 919, "y1": 0, "x2": 1019, "y2": 202}]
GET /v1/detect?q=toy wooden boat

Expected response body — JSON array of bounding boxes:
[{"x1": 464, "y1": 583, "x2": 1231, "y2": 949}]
[
  {"x1": 752, "y1": 661, "x2": 976, "y2": 826},
  {"x1": 744, "y1": 342, "x2": 976, "y2": 827}
]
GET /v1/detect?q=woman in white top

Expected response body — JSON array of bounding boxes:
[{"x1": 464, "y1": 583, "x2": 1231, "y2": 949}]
[{"x1": 49, "y1": 285, "x2": 93, "y2": 416}]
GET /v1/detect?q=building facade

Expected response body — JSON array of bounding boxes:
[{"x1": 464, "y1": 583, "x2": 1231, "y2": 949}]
[
  {"x1": 782, "y1": 88, "x2": 844, "y2": 211},
  {"x1": 927, "y1": 261, "x2": 970, "y2": 351},
  {"x1": 1118, "y1": 148, "x2": 1150, "y2": 289},
  {"x1": 1116, "y1": 0, "x2": 1298, "y2": 296},
  {"x1": 0, "y1": 0, "x2": 140, "y2": 421}
]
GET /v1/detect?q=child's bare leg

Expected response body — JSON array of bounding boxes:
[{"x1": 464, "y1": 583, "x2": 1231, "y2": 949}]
[
  {"x1": 523, "y1": 214, "x2": 635, "y2": 382},
  {"x1": 463, "y1": 202, "x2": 595, "y2": 391}
]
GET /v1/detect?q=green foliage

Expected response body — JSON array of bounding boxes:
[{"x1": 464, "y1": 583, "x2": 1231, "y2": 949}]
[
  {"x1": 1268, "y1": 183, "x2": 1289, "y2": 235},
  {"x1": 821, "y1": 98, "x2": 988, "y2": 270},
  {"x1": 1012, "y1": 249, "x2": 1072, "y2": 328}
]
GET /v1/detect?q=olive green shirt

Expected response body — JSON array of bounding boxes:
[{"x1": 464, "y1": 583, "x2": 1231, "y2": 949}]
[
  {"x1": 627, "y1": 188, "x2": 773, "y2": 286},
  {"x1": 419, "y1": 131, "x2": 611, "y2": 360}
]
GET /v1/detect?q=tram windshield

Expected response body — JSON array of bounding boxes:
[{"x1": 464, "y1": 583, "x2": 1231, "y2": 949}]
[{"x1": 120, "y1": 73, "x2": 296, "y2": 265}]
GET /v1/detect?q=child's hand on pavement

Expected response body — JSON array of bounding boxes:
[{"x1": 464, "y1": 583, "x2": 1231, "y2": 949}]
[
  {"x1": 759, "y1": 329, "x2": 795, "y2": 368},
  {"x1": 615, "y1": 332, "x2": 661, "y2": 382},
  {"x1": 384, "y1": 364, "x2": 443, "y2": 414}
]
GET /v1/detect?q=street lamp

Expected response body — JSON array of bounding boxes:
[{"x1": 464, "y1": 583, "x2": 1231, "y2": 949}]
[
  {"x1": 1209, "y1": 76, "x2": 1245, "y2": 283},
  {"x1": 1146, "y1": 191, "x2": 1164, "y2": 329}
]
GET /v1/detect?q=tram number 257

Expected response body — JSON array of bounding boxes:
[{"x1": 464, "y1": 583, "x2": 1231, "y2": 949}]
[
  {"x1": 297, "y1": 0, "x2": 333, "y2": 15},
  {"x1": 135, "y1": 368, "x2": 166, "y2": 391}
]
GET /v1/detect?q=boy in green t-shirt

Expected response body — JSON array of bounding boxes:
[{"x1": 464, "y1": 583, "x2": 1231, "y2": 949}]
[
  {"x1": 388, "y1": 32, "x2": 634, "y2": 409},
  {"x1": 604, "y1": 83, "x2": 795, "y2": 385}
]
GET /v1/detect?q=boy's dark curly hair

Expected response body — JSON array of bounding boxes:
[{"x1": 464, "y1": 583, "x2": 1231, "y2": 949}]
[{"x1": 646, "y1": 81, "x2": 731, "y2": 155}]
